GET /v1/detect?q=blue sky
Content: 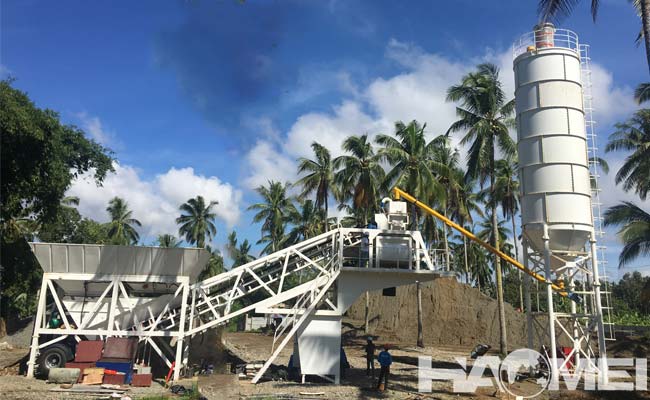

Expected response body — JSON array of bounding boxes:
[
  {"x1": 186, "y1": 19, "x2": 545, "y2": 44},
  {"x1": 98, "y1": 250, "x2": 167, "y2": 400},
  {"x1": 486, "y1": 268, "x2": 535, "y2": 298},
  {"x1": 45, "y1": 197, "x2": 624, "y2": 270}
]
[{"x1": 2, "y1": 0, "x2": 648, "y2": 279}]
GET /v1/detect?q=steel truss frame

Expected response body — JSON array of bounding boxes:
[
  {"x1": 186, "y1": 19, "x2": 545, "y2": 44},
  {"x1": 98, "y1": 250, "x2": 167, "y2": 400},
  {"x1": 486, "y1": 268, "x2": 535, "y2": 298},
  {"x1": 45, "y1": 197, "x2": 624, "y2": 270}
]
[
  {"x1": 522, "y1": 227, "x2": 608, "y2": 384},
  {"x1": 27, "y1": 273, "x2": 190, "y2": 379},
  {"x1": 28, "y1": 227, "x2": 434, "y2": 382}
]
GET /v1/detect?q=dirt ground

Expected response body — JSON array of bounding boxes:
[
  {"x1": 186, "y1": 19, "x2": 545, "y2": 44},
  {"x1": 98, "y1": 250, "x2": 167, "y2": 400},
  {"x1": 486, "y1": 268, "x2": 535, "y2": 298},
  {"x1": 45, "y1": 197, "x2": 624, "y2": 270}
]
[
  {"x1": 0, "y1": 331, "x2": 648, "y2": 399},
  {"x1": 0, "y1": 280, "x2": 647, "y2": 399},
  {"x1": 220, "y1": 331, "x2": 650, "y2": 400}
]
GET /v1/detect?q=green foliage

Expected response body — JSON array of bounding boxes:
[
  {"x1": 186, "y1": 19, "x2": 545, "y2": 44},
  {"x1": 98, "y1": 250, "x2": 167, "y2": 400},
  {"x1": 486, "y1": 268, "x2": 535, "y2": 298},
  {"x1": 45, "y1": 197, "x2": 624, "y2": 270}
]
[
  {"x1": 227, "y1": 231, "x2": 255, "y2": 268},
  {"x1": 74, "y1": 218, "x2": 110, "y2": 244},
  {"x1": 605, "y1": 109, "x2": 650, "y2": 200},
  {"x1": 37, "y1": 205, "x2": 82, "y2": 243},
  {"x1": 106, "y1": 197, "x2": 141, "y2": 245},
  {"x1": 333, "y1": 134, "x2": 385, "y2": 225},
  {"x1": 0, "y1": 237, "x2": 42, "y2": 319},
  {"x1": 248, "y1": 181, "x2": 296, "y2": 254},
  {"x1": 0, "y1": 79, "x2": 113, "y2": 233},
  {"x1": 604, "y1": 202, "x2": 650, "y2": 267},
  {"x1": 0, "y1": 80, "x2": 113, "y2": 321},
  {"x1": 612, "y1": 272, "x2": 650, "y2": 314},
  {"x1": 156, "y1": 233, "x2": 181, "y2": 248},
  {"x1": 296, "y1": 142, "x2": 336, "y2": 220},
  {"x1": 285, "y1": 199, "x2": 328, "y2": 245},
  {"x1": 613, "y1": 310, "x2": 650, "y2": 327},
  {"x1": 537, "y1": 0, "x2": 599, "y2": 23},
  {"x1": 177, "y1": 195, "x2": 218, "y2": 248},
  {"x1": 198, "y1": 248, "x2": 225, "y2": 281}
]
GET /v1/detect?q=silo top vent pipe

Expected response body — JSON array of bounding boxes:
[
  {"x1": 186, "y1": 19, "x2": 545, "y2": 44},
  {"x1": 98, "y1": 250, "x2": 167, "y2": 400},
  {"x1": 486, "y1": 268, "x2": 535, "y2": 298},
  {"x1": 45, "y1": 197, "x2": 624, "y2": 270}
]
[{"x1": 534, "y1": 22, "x2": 556, "y2": 48}]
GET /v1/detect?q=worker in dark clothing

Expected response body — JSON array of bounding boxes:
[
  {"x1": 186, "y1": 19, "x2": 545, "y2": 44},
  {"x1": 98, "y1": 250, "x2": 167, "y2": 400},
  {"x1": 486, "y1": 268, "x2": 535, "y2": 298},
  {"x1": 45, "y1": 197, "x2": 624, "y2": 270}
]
[
  {"x1": 376, "y1": 346, "x2": 392, "y2": 391},
  {"x1": 364, "y1": 338, "x2": 376, "y2": 377}
]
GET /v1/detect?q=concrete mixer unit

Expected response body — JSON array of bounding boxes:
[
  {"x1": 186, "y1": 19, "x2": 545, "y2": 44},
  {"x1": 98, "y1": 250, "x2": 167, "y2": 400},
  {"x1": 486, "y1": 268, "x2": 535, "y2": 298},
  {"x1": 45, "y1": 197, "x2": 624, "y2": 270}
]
[{"x1": 513, "y1": 23, "x2": 610, "y2": 383}]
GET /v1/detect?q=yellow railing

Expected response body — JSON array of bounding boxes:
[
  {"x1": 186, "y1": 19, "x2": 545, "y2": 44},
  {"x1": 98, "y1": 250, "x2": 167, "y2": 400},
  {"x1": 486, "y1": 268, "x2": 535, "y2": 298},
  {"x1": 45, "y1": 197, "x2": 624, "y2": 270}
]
[{"x1": 392, "y1": 187, "x2": 573, "y2": 299}]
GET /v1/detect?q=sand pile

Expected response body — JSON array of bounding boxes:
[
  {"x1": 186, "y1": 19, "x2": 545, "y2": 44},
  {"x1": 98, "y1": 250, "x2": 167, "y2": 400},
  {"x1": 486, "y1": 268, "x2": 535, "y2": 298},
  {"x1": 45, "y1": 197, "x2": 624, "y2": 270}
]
[{"x1": 345, "y1": 277, "x2": 530, "y2": 349}]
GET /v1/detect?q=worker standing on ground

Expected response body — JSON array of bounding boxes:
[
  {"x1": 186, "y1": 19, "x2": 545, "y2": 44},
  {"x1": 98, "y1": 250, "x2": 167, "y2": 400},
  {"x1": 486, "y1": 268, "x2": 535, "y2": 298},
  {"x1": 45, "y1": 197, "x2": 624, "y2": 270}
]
[
  {"x1": 364, "y1": 337, "x2": 376, "y2": 377},
  {"x1": 376, "y1": 345, "x2": 392, "y2": 391}
]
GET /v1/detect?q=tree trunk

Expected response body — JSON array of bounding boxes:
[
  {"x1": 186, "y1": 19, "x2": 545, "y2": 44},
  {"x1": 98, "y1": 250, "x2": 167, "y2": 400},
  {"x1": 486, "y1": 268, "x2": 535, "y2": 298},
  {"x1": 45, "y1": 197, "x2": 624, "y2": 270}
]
[
  {"x1": 325, "y1": 195, "x2": 329, "y2": 232},
  {"x1": 416, "y1": 281, "x2": 424, "y2": 347},
  {"x1": 641, "y1": 0, "x2": 650, "y2": 74},
  {"x1": 442, "y1": 208, "x2": 451, "y2": 271},
  {"x1": 463, "y1": 236, "x2": 469, "y2": 284},
  {"x1": 511, "y1": 213, "x2": 523, "y2": 311},
  {"x1": 364, "y1": 292, "x2": 370, "y2": 335},
  {"x1": 491, "y1": 163, "x2": 508, "y2": 357}
]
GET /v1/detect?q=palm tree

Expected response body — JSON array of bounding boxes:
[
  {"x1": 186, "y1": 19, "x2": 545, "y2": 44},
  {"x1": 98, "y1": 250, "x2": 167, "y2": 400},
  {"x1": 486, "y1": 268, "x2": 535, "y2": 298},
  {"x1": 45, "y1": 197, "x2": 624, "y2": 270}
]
[
  {"x1": 635, "y1": 83, "x2": 650, "y2": 104},
  {"x1": 156, "y1": 234, "x2": 180, "y2": 248},
  {"x1": 449, "y1": 179, "x2": 483, "y2": 283},
  {"x1": 61, "y1": 196, "x2": 80, "y2": 208},
  {"x1": 333, "y1": 135, "x2": 385, "y2": 226},
  {"x1": 604, "y1": 202, "x2": 650, "y2": 267},
  {"x1": 248, "y1": 181, "x2": 296, "y2": 254},
  {"x1": 477, "y1": 214, "x2": 514, "y2": 256},
  {"x1": 429, "y1": 135, "x2": 465, "y2": 271},
  {"x1": 464, "y1": 231, "x2": 492, "y2": 292},
  {"x1": 198, "y1": 248, "x2": 225, "y2": 280},
  {"x1": 605, "y1": 109, "x2": 650, "y2": 200},
  {"x1": 286, "y1": 200, "x2": 327, "y2": 244},
  {"x1": 447, "y1": 63, "x2": 516, "y2": 356},
  {"x1": 227, "y1": 231, "x2": 256, "y2": 268},
  {"x1": 375, "y1": 121, "x2": 447, "y2": 348},
  {"x1": 538, "y1": 0, "x2": 650, "y2": 74},
  {"x1": 106, "y1": 197, "x2": 141, "y2": 245},
  {"x1": 176, "y1": 196, "x2": 218, "y2": 248},
  {"x1": 493, "y1": 159, "x2": 523, "y2": 310},
  {"x1": 334, "y1": 134, "x2": 386, "y2": 337},
  {"x1": 296, "y1": 142, "x2": 336, "y2": 226},
  {"x1": 376, "y1": 121, "x2": 446, "y2": 224}
]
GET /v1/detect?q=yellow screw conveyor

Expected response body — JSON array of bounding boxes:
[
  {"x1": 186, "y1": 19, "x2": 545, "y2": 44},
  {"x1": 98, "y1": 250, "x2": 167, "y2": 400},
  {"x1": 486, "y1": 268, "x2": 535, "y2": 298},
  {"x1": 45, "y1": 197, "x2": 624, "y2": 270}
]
[{"x1": 392, "y1": 187, "x2": 582, "y2": 303}]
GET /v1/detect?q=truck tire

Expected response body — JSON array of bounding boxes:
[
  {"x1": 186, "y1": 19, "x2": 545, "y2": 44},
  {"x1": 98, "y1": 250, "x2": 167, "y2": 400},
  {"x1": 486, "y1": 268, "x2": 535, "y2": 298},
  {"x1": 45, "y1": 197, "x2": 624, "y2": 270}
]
[{"x1": 37, "y1": 344, "x2": 70, "y2": 378}]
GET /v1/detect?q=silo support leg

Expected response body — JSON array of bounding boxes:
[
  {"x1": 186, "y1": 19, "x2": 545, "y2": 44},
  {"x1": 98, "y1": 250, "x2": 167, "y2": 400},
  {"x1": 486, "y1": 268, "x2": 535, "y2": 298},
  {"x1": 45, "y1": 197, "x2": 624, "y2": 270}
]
[
  {"x1": 543, "y1": 228, "x2": 559, "y2": 385},
  {"x1": 589, "y1": 236, "x2": 608, "y2": 384},
  {"x1": 522, "y1": 242, "x2": 533, "y2": 351}
]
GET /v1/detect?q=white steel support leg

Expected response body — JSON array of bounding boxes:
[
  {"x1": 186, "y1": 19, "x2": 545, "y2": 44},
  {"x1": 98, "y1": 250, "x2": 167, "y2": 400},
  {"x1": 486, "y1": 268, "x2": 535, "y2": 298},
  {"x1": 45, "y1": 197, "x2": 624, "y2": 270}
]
[
  {"x1": 542, "y1": 227, "x2": 558, "y2": 384},
  {"x1": 522, "y1": 241, "x2": 533, "y2": 351},
  {"x1": 27, "y1": 277, "x2": 49, "y2": 377},
  {"x1": 569, "y1": 271, "x2": 580, "y2": 370},
  {"x1": 590, "y1": 234, "x2": 608, "y2": 384},
  {"x1": 173, "y1": 279, "x2": 190, "y2": 381}
]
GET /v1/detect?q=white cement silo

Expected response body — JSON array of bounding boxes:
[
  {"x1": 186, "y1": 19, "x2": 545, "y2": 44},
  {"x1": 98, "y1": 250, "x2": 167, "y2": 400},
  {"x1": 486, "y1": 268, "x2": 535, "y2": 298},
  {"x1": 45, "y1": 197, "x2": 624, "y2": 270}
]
[
  {"x1": 513, "y1": 25, "x2": 608, "y2": 385},
  {"x1": 513, "y1": 26, "x2": 592, "y2": 262}
]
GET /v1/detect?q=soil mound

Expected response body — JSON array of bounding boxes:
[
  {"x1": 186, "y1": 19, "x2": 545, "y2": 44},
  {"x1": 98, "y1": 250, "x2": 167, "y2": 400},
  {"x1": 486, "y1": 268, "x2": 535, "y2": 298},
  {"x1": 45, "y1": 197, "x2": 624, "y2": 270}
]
[{"x1": 345, "y1": 277, "x2": 529, "y2": 348}]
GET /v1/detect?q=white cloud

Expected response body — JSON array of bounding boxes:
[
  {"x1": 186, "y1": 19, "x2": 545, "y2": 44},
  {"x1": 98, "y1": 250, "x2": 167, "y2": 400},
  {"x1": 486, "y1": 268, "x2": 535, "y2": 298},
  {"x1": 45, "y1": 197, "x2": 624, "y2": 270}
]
[
  {"x1": 0, "y1": 64, "x2": 11, "y2": 78},
  {"x1": 244, "y1": 40, "x2": 636, "y2": 196},
  {"x1": 285, "y1": 101, "x2": 382, "y2": 158},
  {"x1": 75, "y1": 112, "x2": 118, "y2": 147},
  {"x1": 244, "y1": 140, "x2": 297, "y2": 189},
  {"x1": 242, "y1": 39, "x2": 498, "y2": 187},
  {"x1": 240, "y1": 40, "x2": 644, "y2": 272},
  {"x1": 590, "y1": 64, "x2": 636, "y2": 126},
  {"x1": 68, "y1": 163, "x2": 243, "y2": 239}
]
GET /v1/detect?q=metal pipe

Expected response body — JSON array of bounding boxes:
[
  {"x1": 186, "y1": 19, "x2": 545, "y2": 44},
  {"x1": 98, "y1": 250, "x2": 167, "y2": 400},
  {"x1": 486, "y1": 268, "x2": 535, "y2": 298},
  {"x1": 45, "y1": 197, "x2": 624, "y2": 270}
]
[{"x1": 393, "y1": 187, "x2": 573, "y2": 299}]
